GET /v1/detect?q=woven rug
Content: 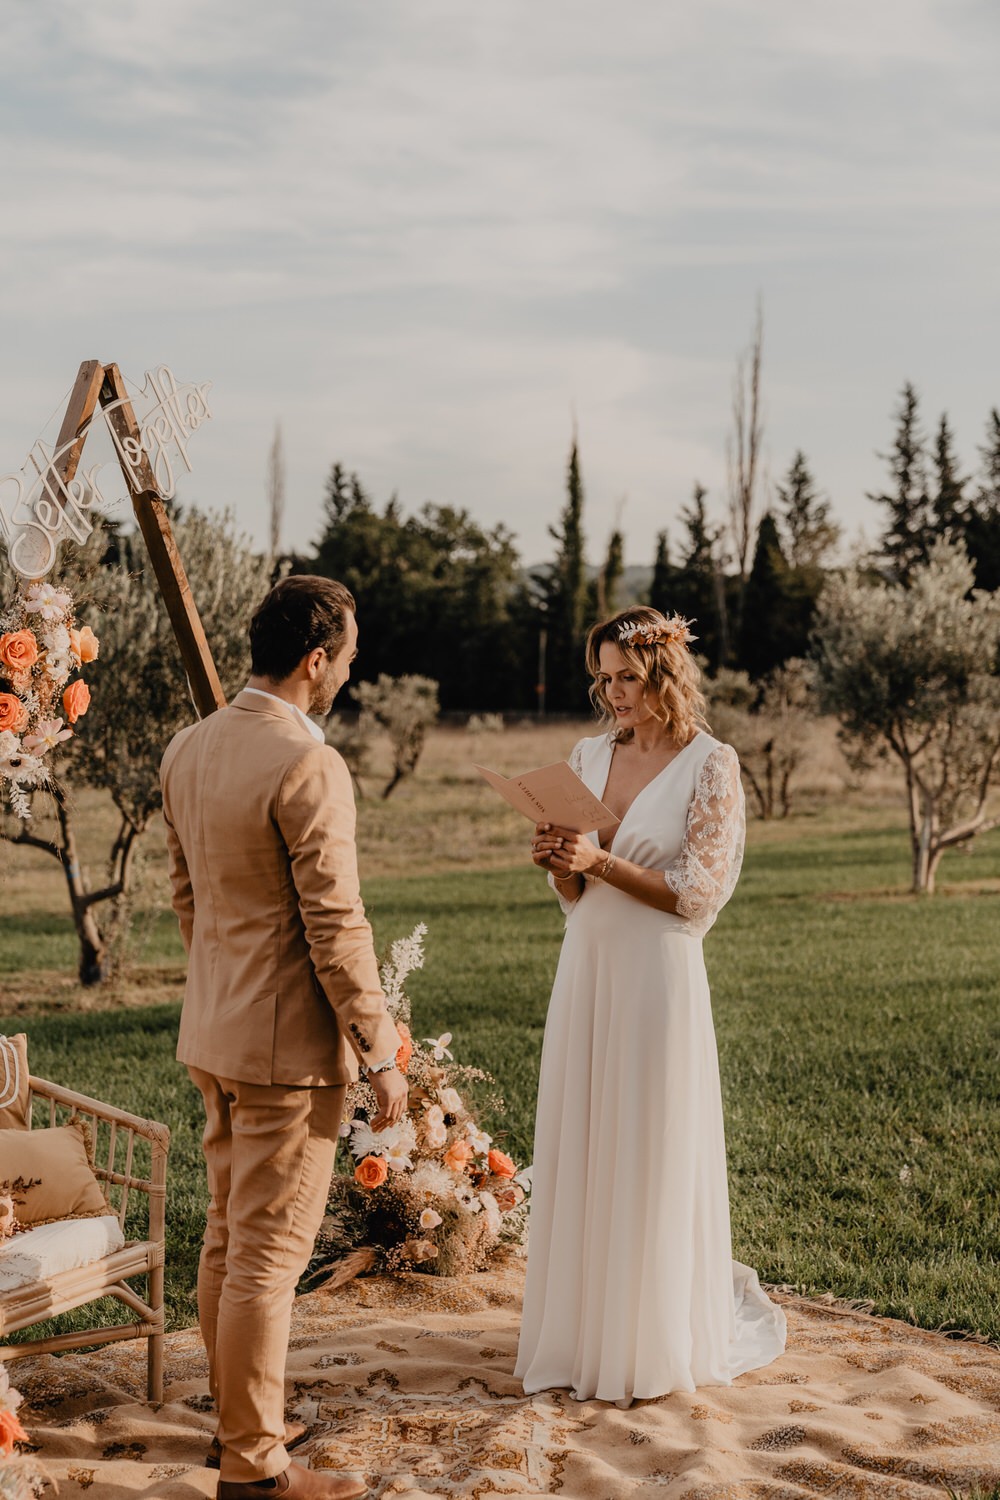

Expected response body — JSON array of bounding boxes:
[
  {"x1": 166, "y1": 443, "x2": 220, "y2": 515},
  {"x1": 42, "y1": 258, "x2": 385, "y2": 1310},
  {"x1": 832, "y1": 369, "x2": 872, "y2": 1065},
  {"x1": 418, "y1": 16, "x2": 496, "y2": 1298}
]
[{"x1": 11, "y1": 1263, "x2": 1000, "y2": 1498}]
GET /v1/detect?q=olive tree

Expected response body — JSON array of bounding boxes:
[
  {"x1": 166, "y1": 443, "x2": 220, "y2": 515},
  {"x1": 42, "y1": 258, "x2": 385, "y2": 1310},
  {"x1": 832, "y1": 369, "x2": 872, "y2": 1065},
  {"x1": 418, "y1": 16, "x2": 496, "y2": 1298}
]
[
  {"x1": 706, "y1": 659, "x2": 813, "y2": 819},
  {"x1": 350, "y1": 674, "x2": 439, "y2": 799},
  {"x1": 812, "y1": 541, "x2": 1000, "y2": 893},
  {"x1": 0, "y1": 511, "x2": 272, "y2": 982}
]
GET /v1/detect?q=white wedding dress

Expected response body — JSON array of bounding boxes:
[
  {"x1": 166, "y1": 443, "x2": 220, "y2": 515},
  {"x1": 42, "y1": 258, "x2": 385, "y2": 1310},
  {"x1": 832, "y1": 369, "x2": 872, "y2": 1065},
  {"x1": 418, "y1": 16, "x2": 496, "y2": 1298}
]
[{"x1": 515, "y1": 730, "x2": 787, "y2": 1403}]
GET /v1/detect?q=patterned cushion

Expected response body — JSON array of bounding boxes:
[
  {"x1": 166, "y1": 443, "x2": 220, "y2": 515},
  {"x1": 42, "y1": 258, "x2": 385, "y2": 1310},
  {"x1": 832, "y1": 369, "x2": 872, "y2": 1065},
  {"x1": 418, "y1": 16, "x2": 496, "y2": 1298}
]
[{"x1": 0, "y1": 1033, "x2": 29, "y2": 1130}]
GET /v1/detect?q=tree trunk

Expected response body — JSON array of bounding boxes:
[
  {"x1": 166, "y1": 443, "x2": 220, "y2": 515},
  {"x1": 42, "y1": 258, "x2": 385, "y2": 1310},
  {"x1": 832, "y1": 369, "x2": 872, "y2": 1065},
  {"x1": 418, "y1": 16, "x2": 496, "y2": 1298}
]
[
  {"x1": 924, "y1": 845, "x2": 945, "y2": 896},
  {"x1": 53, "y1": 784, "x2": 110, "y2": 984},
  {"x1": 911, "y1": 802, "x2": 936, "y2": 895}
]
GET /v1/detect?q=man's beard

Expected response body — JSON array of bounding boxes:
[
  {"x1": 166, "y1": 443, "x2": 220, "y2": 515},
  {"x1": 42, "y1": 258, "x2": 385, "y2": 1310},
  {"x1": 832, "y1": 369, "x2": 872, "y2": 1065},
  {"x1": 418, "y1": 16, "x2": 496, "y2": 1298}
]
[{"x1": 308, "y1": 663, "x2": 340, "y2": 718}]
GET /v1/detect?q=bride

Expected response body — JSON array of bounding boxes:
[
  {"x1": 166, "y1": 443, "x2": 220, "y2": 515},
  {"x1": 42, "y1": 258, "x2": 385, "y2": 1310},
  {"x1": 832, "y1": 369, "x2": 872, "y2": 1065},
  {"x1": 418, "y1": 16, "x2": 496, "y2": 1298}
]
[{"x1": 514, "y1": 606, "x2": 786, "y2": 1406}]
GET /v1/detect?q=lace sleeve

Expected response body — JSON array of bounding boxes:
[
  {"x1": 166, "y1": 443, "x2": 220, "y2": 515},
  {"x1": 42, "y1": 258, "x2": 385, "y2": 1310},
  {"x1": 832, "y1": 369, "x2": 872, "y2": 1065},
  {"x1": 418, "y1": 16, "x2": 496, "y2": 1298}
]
[
  {"x1": 663, "y1": 744, "x2": 745, "y2": 930},
  {"x1": 547, "y1": 738, "x2": 588, "y2": 917}
]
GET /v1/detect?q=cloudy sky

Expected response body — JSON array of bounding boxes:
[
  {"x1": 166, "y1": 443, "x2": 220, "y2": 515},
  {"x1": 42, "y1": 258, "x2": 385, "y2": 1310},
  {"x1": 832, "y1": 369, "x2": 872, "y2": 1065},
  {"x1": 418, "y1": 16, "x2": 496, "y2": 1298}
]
[{"x1": 1, "y1": 1, "x2": 997, "y2": 570}]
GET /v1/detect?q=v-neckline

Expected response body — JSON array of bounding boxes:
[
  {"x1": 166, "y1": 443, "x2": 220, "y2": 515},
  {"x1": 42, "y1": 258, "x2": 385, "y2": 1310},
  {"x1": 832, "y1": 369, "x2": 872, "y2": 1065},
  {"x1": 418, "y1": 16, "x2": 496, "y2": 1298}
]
[{"x1": 596, "y1": 731, "x2": 703, "y2": 851}]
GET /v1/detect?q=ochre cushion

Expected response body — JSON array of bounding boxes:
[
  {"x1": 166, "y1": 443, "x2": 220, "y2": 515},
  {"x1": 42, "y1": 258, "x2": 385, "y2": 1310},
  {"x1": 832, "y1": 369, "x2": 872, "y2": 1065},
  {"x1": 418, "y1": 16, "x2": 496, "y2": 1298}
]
[
  {"x1": 0, "y1": 1121, "x2": 110, "y2": 1226},
  {"x1": 0, "y1": 1034, "x2": 29, "y2": 1130}
]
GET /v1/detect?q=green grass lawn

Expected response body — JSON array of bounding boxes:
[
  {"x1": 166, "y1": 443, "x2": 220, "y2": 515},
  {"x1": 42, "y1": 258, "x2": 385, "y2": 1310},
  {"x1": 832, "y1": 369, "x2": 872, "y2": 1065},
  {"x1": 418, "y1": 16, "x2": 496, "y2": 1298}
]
[{"x1": 8, "y1": 816, "x2": 1000, "y2": 1346}]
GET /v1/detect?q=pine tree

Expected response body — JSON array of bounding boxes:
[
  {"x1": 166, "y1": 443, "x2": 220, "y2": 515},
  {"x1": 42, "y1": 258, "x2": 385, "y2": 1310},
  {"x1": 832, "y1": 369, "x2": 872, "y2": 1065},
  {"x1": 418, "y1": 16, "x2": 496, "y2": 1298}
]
[
  {"x1": 964, "y1": 408, "x2": 1000, "y2": 591},
  {"x1": 672, "y1": 484, "x2": 724, "y2": 670},
  {"x1": 649, "y1": 530, "x2": 674, "y2": 614},
  {"x1": 931, "y1": 413, "x2": 967, "y2": 534},
  {"x1": 775, "y1": 451, "x2": 839, "y2": 568},
  {"x1": 869, "y1": 383, "x2": 933, "y2": 582}
]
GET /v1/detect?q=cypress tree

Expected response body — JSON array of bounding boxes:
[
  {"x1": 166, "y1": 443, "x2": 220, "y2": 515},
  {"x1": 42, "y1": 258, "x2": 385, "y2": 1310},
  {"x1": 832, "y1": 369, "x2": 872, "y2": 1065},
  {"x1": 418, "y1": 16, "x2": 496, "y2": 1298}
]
[
  {"x1": 739, "y1": 513, "x2": 792, "y2": 679},
  {"x1": 544, "y1": 436, "x2": 590, "y2": 709},
  {"x1": 598, "y1": 528, "x2": 624, "y2": 617},
  {"x1": 649, "y1": 530, "x2": 674, "y2": 614}
]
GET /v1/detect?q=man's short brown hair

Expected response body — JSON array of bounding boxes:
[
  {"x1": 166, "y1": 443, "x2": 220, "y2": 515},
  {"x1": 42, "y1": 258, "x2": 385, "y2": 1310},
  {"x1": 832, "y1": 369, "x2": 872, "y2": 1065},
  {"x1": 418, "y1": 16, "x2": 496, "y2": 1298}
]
[{"x1": 249, "y1": 575, "x2": 356, "y2": 682}]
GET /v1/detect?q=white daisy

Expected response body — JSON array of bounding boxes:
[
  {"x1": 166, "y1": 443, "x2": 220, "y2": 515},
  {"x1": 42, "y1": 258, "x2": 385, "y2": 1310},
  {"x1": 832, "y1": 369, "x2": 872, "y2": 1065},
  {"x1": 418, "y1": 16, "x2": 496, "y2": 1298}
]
[{"x1": 348, "y1": 1119, "x2": 387, "y2": 1159}]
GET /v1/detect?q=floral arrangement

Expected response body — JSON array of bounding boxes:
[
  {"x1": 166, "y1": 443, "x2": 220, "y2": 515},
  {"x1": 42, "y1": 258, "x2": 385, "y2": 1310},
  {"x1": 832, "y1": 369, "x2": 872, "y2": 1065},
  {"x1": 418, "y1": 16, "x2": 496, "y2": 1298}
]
[
  {"x1": 618, "y1": 613, "x2": 696, "y2": 649},
  {"x1": 0, "y1": 1362, "x2": 44, "y2": 1500},
  {"x1": 314, "y1": 924, "x2": 531, "y2": 1277},
  {"x1": 0, "y1": 580, "x2": 98, "y2": 819}
]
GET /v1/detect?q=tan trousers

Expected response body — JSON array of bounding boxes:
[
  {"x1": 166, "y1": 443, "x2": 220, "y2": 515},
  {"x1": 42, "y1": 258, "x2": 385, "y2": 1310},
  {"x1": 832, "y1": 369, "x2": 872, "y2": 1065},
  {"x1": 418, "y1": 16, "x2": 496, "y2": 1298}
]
[{"x1": 188, "y1": 1067, "x2": 346, "y2": 1483}]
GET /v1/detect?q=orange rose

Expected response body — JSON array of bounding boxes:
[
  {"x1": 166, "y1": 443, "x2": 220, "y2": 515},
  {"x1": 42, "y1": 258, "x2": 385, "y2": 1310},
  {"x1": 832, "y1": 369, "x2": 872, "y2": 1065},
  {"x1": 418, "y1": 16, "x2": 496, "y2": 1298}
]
[
  {"x1": 395, "y1": 1022, "x2": 413, "y2": 1074},
  {"x1": 69, "y1": 625, "x2": 100, "y2": 664},
  {"x1": 444, "y1": 1139, "x2": 474, "y2": 1173},
  {"x1": 354, "y1": 1154, "x2": 388, "y2": 1190},
  {"x1": 0, "y1": 1406, "x2": 29, "y2": 1457},
  {"x1": 487, "y1": 1148, "x2": 517, "y2": 1180},
  {"x1": 0, "y1": 630, "x2": 38, "y2": 674},
  {"x1": 0, "y1": 693, "x2": 28, "y2": 734},
  {"x1": 63, "y1": 679, "x2": 91, "y2": 724}
]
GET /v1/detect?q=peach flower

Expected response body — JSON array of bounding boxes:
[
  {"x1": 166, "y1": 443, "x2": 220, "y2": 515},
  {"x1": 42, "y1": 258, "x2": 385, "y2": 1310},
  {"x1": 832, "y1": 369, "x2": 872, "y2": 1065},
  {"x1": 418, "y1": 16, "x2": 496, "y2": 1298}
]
[
  {"x1": 0, "y1": 694, "x2": 28, "y2": 735},
  {"x1": 401, "y1": 1238, "x2": 439, "y2": 1263},
  {"x1": 354, "y1": 1155, "x2": 388, "y2": 1190},
  {"x1": 495, "y1": 1184, "x2": 525, "y2": 1212},
  {"x1": 487, "y1": 1148, "x2": 517, "y2": 1180},
  {"x1": 63, "y1": 679, "x2": 91, "y2": 724},
  {"x1": 395, "y1": 1022, "x2": 413, "y2": 1074},
  {"x1": 0, "y1": 630, "x2": 38, "y2": 674},
  {"x1": 0, "y1": 1406, "x2": 28, "y2": 1457},
  {"x1": 69, "y1": 625, "x2": 100, "y2": 663},
  {"x1": 444, "y1": 1139, "x2": 474, "y2": 1173}
]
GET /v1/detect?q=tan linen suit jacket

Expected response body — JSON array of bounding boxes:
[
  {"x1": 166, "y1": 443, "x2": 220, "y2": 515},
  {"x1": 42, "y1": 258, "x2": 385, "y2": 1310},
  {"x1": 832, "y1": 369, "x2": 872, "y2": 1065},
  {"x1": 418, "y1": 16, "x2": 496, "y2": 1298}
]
[{"x1": 160, "y1": 689, "x2": 400, "y2": 1086}]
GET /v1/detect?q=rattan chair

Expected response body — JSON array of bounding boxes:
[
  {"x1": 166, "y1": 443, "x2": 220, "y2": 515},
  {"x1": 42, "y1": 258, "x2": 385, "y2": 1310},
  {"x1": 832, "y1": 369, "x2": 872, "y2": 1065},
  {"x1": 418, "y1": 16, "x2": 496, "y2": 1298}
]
[{"x1": 0, "y1": 1076, "x2": 169, "y2": 1402}]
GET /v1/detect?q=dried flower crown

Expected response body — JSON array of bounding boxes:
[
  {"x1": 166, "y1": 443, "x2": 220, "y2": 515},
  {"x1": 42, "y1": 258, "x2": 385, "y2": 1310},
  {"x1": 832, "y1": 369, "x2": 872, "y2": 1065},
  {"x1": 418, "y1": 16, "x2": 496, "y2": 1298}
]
[{"x1": 617, "y1": 614, "x2": 696, "y2": 649}]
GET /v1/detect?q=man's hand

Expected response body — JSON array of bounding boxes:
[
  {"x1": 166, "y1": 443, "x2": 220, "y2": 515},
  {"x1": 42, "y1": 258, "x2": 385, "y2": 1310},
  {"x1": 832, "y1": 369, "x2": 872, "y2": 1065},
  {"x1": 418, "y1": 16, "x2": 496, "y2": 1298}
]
[{"x1": 370, "y1": 1067, "x2": 409, "y2": 1130}]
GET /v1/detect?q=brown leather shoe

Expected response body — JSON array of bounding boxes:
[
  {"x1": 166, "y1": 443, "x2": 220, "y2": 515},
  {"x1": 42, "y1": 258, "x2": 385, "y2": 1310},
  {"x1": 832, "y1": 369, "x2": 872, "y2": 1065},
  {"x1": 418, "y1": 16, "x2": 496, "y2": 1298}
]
[
  {"x1": 218, "y1": 1464, "x2": 367, "y2": 1499},
  {"x1": 206, "y1": 1421, "x2": 310, "y2": 1469}
]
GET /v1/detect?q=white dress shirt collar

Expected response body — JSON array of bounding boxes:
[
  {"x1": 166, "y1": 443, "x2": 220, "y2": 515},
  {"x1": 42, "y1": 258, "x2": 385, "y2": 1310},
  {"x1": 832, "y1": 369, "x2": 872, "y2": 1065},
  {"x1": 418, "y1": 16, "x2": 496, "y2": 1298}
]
[{"x1": 242, "y1": 687, "x2": 325, "y2": 743}]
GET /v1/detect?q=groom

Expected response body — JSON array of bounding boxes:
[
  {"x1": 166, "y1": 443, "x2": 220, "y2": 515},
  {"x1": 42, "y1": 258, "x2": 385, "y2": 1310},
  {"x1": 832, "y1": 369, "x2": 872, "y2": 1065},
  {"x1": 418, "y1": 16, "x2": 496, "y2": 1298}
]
[{"x1": 161, "y1": 575, "x2": 407, "y2": 1499}]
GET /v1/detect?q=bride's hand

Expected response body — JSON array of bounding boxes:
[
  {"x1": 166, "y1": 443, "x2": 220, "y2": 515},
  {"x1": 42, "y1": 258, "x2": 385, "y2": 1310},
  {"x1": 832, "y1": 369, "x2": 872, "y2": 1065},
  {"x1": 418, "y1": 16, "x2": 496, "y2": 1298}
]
[{"x1": 532, "y1": 824, "x2": 602, "y2": 879}]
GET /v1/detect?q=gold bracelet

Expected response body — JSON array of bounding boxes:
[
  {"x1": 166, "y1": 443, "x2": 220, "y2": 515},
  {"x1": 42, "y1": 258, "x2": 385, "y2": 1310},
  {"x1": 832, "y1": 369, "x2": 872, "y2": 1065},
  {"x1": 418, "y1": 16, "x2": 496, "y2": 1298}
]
[{"x1": 597, "y1": 852, "x2": 617, "y2": 881}]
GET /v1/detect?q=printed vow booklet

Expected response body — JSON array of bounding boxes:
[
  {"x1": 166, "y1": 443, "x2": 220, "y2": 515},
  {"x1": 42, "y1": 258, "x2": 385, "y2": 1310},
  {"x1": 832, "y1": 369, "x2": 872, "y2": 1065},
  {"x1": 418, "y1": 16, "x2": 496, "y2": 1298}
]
[{"x1": 475, "y1": 761, "x2": 620, "y2": 834}]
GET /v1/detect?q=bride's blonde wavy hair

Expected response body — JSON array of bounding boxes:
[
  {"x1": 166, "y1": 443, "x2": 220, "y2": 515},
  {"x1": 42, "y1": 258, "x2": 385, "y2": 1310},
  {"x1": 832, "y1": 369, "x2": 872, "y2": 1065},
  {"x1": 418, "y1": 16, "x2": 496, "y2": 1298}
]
[{"x1": 585, "y1": 606, "x2": 710, "y2": 745}]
